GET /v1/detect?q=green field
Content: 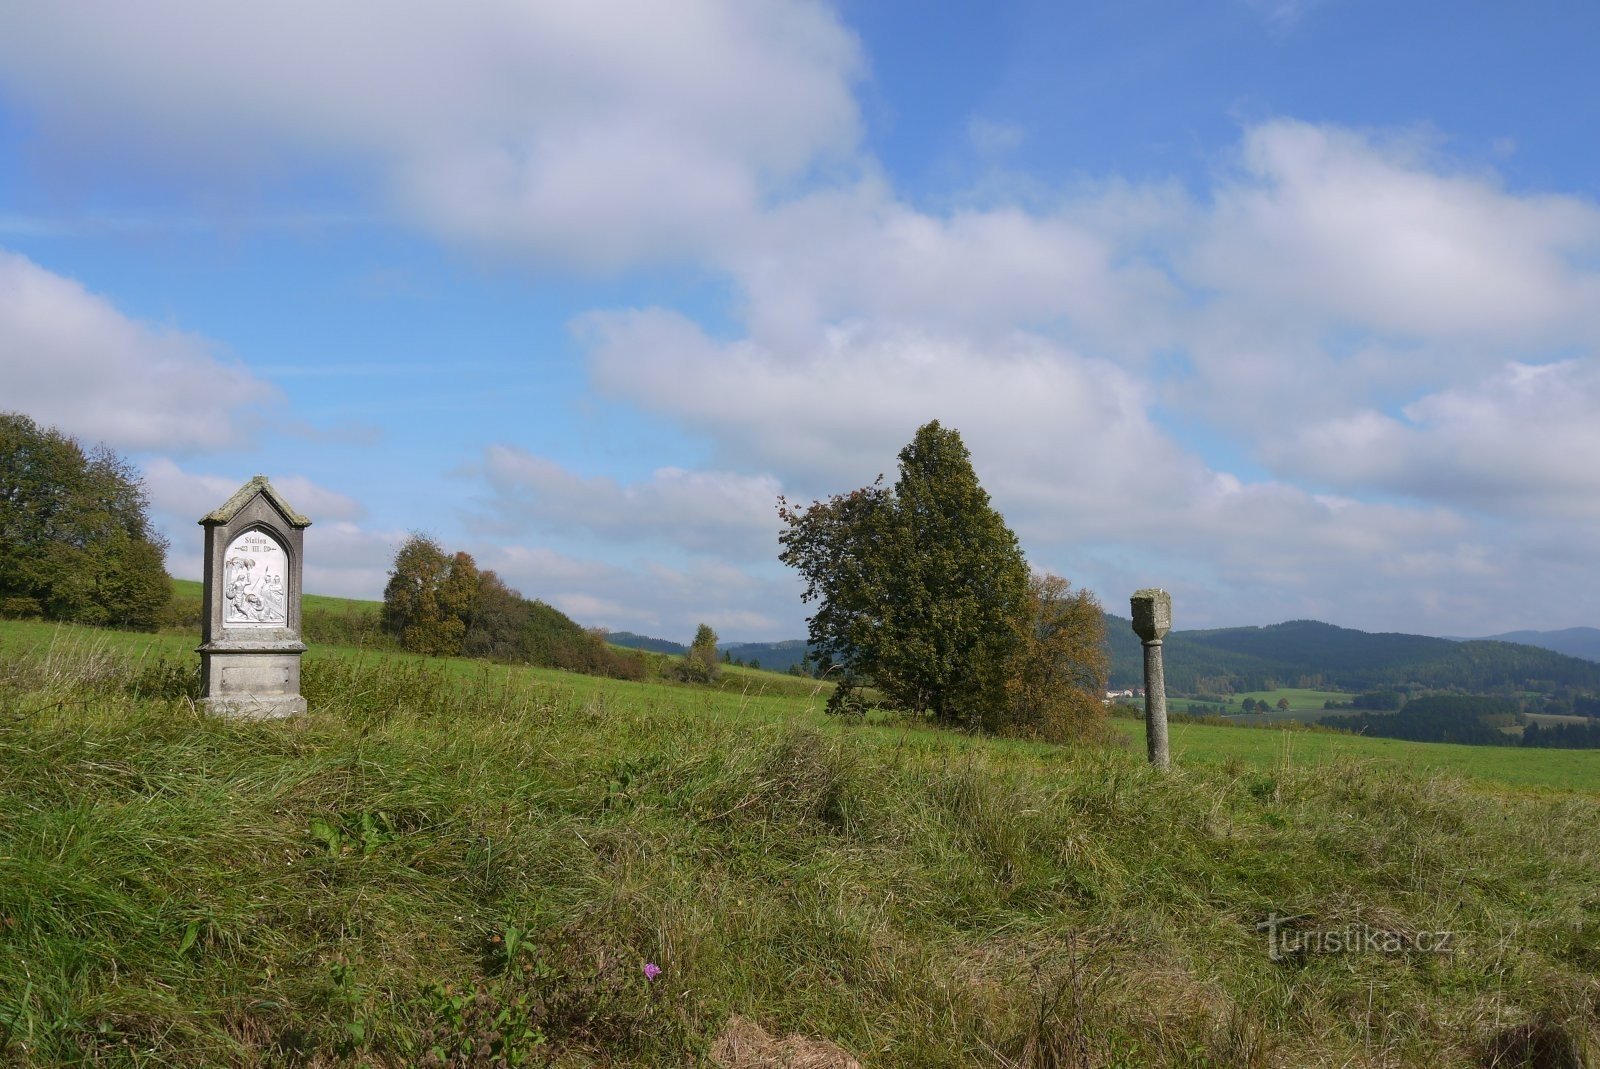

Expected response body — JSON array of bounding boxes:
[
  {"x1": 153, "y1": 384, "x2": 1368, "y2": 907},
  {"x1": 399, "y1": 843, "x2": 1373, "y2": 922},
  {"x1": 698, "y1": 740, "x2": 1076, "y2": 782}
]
[
  {"x1": 1226, "y1": 687, "x2": 1349, "y2": 711},
  {"x1": 1111, "y1": 717, "x2": 1599, "y2": 793},
  {"x1": 1172, "y1": 688, "x2": 1349, "y2": 723},
  {"x1": 6, "y1": 617, "x2": 1596, "y2": 794},
  {"x1": 3, "y1": 615, "x2": 1599, "y2": 1066}
]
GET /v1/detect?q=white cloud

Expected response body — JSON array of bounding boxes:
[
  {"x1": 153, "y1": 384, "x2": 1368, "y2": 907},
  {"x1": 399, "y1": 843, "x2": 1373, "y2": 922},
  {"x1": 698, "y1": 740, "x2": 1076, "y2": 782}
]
[
  {"x1": 0, "y1": 249, "x2": 276, "y2": 451},
  {"x1": 141, "y1": 458, "x2": 366, "y2": 524},
  {"x1": 302, "y1": 521, "x2": 409, "y2": 601},
  {"x1": 579, "y1": 305, "x2": 1497, "y2": 632},
  {"x1": 470, "y1": 445, "x2": 781, "y2": 560},
  {"x1": 0, "y1": 0, "x2": 864, "y2": 268},
  {"x1": 722, "y1": 178, "x2": 1180, "y2": 348},
  {"x1": 967, "y1": 117, "x2": 1024, "y2": 155},
  {"x1": 1273, "y1": 358, "x2": 1600, "y2": 519},
  {"x1": 1240, "y1": 0, "x2": 1327, "y2": 30},
  {"x1": 582, "y1": 309, "x2": 1178, "y2": 502},
  {"x1": 482, "y1": 543, "x2": 795, "y2": 640},
  {"x1": 142, "y1": 458, "x2": 389, "y2": 597},
  {"x1": 1191, "y1": 121, "x2": 1600, "y2": 341}
]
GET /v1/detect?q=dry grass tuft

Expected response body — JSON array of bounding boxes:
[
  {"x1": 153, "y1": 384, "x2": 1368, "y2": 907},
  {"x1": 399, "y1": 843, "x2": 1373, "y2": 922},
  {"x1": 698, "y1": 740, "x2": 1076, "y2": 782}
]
[{"x1": 714, "y1": 1013, "x2": 864, "y2": 1069}]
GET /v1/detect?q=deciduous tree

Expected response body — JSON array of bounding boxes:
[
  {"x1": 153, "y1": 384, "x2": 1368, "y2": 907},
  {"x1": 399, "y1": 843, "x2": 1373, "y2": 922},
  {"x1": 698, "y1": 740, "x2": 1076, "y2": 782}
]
[
  {"x1": 0, "y1": 412, "x2": 170, "y2": 629},
  {"x1": 779, "y1": 420, "x2": 1031, "y2": 728},
  {"x1": 996, "y1": 573, "x2": 1109, "y2": 741},
  {"x1": 677, "y1": 622, "x2": 721, "y2": 683},
  {"x1": 381, "y1": 534, "x2": 471, "y2": 656}
]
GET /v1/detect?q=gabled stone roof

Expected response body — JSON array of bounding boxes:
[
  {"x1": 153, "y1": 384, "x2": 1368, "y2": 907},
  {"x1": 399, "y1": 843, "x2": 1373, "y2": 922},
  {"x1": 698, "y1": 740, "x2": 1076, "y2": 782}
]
[{"x1": 200, "y1": 475, "x2": 313, "y2": 528}]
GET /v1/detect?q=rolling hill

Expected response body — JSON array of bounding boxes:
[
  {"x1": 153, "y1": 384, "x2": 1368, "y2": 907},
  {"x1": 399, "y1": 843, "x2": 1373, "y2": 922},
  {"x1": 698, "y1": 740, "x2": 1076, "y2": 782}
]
[
  {"x1": 1104, "y1": 615, "x2": 1600, "y2": 695},
  {"x1": 1474, "y1": 626, "x2": 1600, "y2": 663},
  {"x1": 618, "y1": 615, "x2": 1600, "y2": 697},
  {"x1": 605, "y1": 632, "x2": 812, "y2": 674}
]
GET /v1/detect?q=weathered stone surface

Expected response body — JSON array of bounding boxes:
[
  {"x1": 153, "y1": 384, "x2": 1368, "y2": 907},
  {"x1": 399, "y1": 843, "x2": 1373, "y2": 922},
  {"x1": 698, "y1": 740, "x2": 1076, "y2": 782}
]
[
  {"x1": 197, "y1": 475, "x2": 310, "y2": 720},
  {"x1": 201, "y1": 694, "x2": 309, "y2": 721},
  {"x1": 1130, "y1": 588, "x2": 1172, "y2": 769},
  {"x1": 1130, "y1": 587, "x2": 1172, "y2": 643}
]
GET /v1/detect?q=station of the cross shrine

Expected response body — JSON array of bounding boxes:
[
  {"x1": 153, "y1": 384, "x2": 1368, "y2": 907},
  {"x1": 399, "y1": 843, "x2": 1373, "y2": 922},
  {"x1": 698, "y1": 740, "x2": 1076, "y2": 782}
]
[{"x1": 196, "y1": 475, "x2": 311, "y2": 719}]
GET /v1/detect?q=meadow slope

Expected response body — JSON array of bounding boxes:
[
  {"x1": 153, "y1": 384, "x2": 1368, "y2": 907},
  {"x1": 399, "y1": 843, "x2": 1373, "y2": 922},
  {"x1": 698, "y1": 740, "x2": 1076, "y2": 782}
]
[{"x1": 0, "y1": 618, "x2": 1597, "y2": 1067}]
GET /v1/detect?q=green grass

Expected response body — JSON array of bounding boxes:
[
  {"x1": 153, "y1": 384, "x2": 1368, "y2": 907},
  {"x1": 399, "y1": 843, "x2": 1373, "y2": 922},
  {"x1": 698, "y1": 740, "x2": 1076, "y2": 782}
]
[
  {"x1": 2, "y1": 619, "x2": 1599, "y2": 1066},
  {"x1": 1110, "y1": 717, "x2": 1600, "y2": 794}
]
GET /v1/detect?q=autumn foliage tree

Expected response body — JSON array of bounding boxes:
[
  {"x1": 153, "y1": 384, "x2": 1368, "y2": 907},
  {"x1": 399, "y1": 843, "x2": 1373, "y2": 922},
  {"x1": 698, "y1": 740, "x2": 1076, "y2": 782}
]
[
  {"x1": 381, "y1": 535, "x2": 477, "y2": 655},
  {"x1": 381, "y1": 534, "x2": 645, "y2": 680},
  {"x1": 0, "y1": 412, "x2": 170, "y2": 630},
  {"x1": 997, "y1": 573, "x2": 1109, "y2": 741}
]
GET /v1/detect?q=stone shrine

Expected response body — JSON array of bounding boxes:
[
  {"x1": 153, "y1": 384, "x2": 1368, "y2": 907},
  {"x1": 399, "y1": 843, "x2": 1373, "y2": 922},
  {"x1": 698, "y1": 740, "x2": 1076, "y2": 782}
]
[{"x1": 197, "y1": 476, "x2": 310, "y2": 719}]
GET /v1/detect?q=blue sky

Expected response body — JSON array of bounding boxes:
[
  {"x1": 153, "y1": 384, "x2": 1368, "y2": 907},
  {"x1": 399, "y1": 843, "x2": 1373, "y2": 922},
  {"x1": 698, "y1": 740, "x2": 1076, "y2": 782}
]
[{"x1": 3, "y1": 1, "x2": 1599, "y2": 642}]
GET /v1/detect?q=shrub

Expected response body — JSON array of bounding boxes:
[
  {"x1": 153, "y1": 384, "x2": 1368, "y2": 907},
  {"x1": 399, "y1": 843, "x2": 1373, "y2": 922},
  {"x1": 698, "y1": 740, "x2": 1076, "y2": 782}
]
[{"x1": 674, "y1": 623, "x2": 721, "y2": 684}]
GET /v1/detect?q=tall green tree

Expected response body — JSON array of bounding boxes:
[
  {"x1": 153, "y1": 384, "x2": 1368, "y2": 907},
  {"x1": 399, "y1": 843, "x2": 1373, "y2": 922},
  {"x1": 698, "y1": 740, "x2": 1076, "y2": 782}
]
[
  {"x1": 780, "y1": 420, "x2": 1031, "y2": 728},
  {"x1": 0, "y1": 412, "x2": 170, "y2": 629}
]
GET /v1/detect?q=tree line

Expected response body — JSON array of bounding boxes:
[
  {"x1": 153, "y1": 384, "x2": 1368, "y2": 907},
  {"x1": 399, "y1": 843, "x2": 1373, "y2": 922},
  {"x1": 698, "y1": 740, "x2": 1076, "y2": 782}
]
[
  {"x1": 1104, "y1": 616, "x2": 1600, "y2": 703},
  {"x1": 381, "y1": 534, "x2": 646, "y2": 680},
  {"x1": 1321, "y1": 694, "x2": 1600, "y2": 749}
]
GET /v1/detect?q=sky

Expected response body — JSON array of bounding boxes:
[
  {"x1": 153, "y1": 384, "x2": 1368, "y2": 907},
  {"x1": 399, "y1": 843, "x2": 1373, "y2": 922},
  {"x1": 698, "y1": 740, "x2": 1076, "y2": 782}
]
[{"x1": 2, "y1": 1, "x2": 1598, "y2": 643}]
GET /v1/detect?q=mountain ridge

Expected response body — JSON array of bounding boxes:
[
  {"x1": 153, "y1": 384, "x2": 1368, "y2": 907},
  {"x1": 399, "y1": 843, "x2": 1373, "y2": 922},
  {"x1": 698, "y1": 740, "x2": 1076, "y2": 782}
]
[
  {"x1": 611, "y1": 618, "x2": 1600, "y2": 694},
  {"x1": 1467, "y1": 626, "x2": 1600, "y2": 664}
]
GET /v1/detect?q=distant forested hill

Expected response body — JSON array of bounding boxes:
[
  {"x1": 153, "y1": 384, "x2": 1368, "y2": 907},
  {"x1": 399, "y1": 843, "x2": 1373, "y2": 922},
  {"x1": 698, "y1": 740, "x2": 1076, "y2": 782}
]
[
  {"x1": 604, "y1": 631, "x2": 688, "y2": 656},
  {"x1": 1104, "y1": 616, "x2": 1600, "y2": 695},
  {"x1": 1476, "y1": 627, "x2": 1600, "y2": 663},
  {"x1": 720, "y1": 639, "x2": 810, "y2": 673},
  {"x1": 613, "y1": 616, "x2": 1600, "y2": 696},
  {"x1": 605, "y1": 633, "x2": 811, "y2": 673}
]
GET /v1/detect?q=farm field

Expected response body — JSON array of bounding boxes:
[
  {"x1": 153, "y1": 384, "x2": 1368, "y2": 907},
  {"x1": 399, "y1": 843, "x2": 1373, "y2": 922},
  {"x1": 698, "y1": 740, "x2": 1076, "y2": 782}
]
[
  {"x1": 1173, "y1": 689, "x2": 1352, "y2": 726},
  {"x1": 1225, "y1": 687, "x2": 1349, "y2": 711}
]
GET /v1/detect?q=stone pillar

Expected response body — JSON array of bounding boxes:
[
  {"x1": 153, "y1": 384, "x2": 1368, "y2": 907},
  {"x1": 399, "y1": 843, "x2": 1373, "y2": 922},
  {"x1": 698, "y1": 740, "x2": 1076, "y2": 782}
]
[
  {"x1": 196, "y1": 476, "x2": 311, "y2": 720},
  {"x1": 1130, "y1": 588, "x2": 1172, "y2": 769}
]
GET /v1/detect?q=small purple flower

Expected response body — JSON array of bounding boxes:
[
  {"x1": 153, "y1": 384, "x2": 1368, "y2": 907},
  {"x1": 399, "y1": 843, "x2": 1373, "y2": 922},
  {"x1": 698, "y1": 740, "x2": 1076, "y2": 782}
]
[{"x1": 643, "y1": 962, "x2": 662, "y2": 981}]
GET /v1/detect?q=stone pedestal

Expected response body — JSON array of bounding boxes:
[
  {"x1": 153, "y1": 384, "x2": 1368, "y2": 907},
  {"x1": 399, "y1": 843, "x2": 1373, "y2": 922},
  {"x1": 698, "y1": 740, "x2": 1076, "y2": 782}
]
[
  {"x1": 1130, "y1": 588, "x2": 1172, "y2": 770},
  {"x1": 197, "y1": 476, "x2": 311, "y2": 720}
]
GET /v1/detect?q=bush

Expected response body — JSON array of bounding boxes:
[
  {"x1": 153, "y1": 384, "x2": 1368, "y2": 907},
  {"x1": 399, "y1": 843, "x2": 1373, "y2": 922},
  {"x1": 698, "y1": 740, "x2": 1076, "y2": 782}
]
[
  {"x1": 993, "y1": 574, "x2": 1110, "y2": 743},
  {"x1": 674, "y1": 623, "x2": 721, "y2": 684}
]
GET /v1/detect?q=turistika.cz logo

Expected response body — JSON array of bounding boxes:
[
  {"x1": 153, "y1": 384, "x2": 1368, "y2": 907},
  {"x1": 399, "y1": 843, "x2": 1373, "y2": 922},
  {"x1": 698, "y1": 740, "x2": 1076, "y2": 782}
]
[{"x1": 1255, "y1": 913, "x2": 1459, "y2": 962}]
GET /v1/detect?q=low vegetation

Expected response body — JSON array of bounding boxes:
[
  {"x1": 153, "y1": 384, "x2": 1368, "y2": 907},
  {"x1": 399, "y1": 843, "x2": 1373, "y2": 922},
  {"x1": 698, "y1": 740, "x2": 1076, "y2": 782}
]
[
  {"x1": 380, "y1": 534, "x2": 646, "y2": 681},
  {"x1": 2, "y1": 619, "x2": 1598, "y2": 1067}
]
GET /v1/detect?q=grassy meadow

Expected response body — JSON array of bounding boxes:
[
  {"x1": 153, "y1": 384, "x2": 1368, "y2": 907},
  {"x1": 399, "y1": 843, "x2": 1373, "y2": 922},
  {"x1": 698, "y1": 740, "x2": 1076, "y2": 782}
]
[{"x1": 1, "y1": 614, "x2": 1598, "y2": 1067}]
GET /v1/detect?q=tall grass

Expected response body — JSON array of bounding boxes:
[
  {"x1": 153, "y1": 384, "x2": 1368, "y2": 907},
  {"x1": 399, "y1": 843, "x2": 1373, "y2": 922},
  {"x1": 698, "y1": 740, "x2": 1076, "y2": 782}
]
[{"x1": 0, "y1": 633, "x2": 1597, "y2": 1066}]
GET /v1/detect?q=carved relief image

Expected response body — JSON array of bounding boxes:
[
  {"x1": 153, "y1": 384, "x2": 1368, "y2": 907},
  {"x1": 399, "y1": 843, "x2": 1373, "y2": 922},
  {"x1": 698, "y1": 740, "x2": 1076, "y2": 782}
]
[{"x1": 223, "y1": 530, "x2": 288, "y2": 627}]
